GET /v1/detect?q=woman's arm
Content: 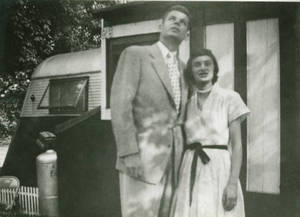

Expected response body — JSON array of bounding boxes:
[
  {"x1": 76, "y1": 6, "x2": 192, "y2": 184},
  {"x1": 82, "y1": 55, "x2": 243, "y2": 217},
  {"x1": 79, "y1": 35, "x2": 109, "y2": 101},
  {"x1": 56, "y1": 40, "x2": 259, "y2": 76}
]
[{"x1": 223, "y1": 118, "x2": 243, "y2": 211}]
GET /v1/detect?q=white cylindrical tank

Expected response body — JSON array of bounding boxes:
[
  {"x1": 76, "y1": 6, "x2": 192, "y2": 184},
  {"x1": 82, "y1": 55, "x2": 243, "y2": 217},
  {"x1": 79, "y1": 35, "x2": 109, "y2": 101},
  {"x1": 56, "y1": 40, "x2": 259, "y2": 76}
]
[{"x1": 36, "y1": 149, "x2": 59, "y2": 217}]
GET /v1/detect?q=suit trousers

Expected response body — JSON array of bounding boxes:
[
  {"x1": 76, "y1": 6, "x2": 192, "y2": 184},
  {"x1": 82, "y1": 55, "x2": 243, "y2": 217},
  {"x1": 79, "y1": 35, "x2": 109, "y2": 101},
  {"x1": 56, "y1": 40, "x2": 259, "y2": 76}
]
[{"x1": 119, "y1": 143, "x2": 177, "y2": 217}]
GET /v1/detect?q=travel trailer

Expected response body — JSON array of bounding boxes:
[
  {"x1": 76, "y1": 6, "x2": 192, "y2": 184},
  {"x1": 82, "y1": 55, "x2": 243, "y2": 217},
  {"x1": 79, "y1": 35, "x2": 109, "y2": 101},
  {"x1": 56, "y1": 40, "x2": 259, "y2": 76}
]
[{"x1": 2, "y1": 2, "x2": 300, "y2": 217}]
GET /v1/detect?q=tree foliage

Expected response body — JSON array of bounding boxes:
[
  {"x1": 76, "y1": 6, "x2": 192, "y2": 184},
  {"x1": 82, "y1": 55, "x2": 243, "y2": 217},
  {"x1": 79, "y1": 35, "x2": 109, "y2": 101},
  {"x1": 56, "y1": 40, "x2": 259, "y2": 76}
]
[
  {"x1": 0, "y1": 0, "x2": 117, "y2": 137},
  {"x1": 53, "y1": 0, "x2": 111, "y2": 53}
]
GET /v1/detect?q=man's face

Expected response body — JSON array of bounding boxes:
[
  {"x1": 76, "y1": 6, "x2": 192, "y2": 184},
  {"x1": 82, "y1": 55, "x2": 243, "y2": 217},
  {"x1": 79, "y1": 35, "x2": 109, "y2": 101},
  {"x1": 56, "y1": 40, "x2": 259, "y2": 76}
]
[{"x1": 160, "y1": 10, "x2": 189, "y2": 43}]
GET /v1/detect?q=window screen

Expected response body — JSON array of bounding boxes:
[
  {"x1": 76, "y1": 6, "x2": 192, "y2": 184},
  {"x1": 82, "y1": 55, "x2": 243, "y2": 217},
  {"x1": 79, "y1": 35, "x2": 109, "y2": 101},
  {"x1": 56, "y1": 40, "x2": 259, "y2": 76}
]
[
  {"x1": 246, "y1": 18, "x2": 280, "y2": 194},
  {"x1": 38, "y1": 77, "x2": 88, "y2": 114},
  {"x1": 205, "y1": 23, "x2": 234, "y2": 89}
]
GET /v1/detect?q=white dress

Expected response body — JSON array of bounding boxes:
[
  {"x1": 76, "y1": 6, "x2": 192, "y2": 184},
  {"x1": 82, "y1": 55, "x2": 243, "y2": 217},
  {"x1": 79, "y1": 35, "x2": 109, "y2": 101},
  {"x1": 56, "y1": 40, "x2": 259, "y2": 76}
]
[{"x1": 170, "y1": 84, "x2": 250, "y2": 217}]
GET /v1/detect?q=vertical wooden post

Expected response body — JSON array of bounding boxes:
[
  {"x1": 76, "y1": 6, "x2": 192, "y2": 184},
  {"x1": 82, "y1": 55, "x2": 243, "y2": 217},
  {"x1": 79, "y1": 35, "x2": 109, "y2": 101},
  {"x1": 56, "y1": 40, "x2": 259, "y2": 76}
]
[
  {"x1": 189, "y1": 6, "x2": 205, "y2": 55},
  {"x1": 280, "y1": 4, "x2": 300, "y2": 217},
  {"x1": 234, "y1": 20, "x2": 248, "y2": 191}
]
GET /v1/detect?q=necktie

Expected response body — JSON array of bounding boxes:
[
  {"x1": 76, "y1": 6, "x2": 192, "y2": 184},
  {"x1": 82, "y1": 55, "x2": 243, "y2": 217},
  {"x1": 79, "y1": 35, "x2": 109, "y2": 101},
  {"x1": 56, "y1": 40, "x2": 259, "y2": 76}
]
[{"x1": 166, "y1": 53, "x2": 181, "y2": 112}]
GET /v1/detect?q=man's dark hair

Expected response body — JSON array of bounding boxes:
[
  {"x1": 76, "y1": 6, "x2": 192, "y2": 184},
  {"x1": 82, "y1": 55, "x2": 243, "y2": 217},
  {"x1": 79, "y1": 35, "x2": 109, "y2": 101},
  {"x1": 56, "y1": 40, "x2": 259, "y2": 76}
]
[
  {"x1": 162, "y1": 5, "x2": 191, "y2": 29},
  {"x1": 184, "y1": 49, "x2": 219, "y2": 87}
]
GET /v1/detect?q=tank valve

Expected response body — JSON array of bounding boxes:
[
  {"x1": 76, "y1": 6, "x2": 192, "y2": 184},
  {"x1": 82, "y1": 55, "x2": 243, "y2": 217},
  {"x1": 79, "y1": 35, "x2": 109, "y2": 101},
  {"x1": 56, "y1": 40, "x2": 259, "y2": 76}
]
[{"x1": 36, "y1": 131, "x2": 56, "y2": 151}]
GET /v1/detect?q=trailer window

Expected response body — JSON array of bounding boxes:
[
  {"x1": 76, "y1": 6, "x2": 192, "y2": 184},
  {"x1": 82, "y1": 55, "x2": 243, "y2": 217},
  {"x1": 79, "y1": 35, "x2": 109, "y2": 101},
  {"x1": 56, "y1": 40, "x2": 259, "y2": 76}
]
[{"x1": 38, "y1": 77, "x2": 88, "y2": 114}]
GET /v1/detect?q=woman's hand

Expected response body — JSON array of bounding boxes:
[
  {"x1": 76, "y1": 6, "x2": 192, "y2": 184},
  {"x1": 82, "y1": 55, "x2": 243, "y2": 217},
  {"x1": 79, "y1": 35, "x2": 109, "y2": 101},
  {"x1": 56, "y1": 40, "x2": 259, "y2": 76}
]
[{"x1": 222, "y1": 183, "x2": 238, "y2": 211}]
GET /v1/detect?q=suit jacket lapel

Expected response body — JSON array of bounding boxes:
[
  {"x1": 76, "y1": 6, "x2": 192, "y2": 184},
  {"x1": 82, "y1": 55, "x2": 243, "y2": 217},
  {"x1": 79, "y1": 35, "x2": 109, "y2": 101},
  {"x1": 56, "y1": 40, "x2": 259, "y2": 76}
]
[{"x1": 148, "y1": 44, "x2": 175, "y2": 103}]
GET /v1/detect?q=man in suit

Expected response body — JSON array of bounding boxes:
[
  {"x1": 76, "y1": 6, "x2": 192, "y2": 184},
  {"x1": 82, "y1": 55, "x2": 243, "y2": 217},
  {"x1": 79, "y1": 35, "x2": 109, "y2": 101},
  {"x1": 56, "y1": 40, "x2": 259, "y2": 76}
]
[{"x1": 110, "y1": 5, "x2": 191, "y2": 217}]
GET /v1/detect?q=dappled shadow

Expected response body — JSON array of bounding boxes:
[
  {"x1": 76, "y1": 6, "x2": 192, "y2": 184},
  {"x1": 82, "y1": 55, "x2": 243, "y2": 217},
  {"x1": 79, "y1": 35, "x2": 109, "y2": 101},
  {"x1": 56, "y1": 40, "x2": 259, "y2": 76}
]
[
  {"x1": 116, "y1": 103, "x2": 183, "y2": 184},
  {"x1": 247, "y1": 38, "x2": 280, "y2": 193}
]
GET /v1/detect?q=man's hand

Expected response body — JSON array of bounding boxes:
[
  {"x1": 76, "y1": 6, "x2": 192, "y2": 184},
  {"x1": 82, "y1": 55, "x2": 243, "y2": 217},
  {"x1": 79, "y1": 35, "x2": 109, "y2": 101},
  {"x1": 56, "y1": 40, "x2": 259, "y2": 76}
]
[
  {"x1": 123, "y1": 153, "x2": 144, "y2": 178},
  {"x1": 222, "y1": 183, "x2": 238, "y2": 211}
]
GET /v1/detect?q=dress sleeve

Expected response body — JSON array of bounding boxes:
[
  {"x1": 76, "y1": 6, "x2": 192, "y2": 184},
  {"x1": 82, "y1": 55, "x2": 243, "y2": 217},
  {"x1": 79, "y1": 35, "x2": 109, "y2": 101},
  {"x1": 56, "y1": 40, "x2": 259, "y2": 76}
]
[{"x1": 227, "y1": 91, "x2": 250, "y2": 124}]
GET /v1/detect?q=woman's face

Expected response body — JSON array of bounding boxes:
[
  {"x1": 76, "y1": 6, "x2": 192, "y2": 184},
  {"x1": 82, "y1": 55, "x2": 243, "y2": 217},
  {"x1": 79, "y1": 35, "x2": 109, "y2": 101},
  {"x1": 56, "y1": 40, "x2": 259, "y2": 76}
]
[{"x1": 191, "y1": 55, "x2": 214, "y2": 85}]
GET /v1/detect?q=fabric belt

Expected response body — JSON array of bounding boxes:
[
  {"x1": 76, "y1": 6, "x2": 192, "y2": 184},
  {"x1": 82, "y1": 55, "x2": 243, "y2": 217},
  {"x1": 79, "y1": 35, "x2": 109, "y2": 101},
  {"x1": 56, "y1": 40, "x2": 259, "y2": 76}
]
[{"x1": 184, "y1": 142, "x2": 227, "y2": 206}]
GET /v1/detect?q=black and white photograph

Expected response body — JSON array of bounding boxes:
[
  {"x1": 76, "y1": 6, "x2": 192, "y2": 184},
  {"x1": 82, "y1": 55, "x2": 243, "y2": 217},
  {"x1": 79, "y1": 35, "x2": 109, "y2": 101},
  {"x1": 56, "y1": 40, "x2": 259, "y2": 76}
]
[{"x1": 0, "y1": 0, "x2": 299, "y2": 217}]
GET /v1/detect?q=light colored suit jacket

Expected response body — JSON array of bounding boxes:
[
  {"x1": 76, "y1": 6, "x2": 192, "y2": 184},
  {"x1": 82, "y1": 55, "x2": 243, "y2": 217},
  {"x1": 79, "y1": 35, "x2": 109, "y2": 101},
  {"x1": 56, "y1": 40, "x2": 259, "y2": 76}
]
[{"x1": 110, "y1": 43, "x2": 188, "y2": 184}]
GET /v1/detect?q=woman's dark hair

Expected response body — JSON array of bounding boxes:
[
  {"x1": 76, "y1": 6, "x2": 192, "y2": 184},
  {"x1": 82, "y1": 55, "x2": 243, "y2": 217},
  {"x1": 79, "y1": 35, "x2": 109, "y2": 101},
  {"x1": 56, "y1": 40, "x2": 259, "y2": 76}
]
[{"x1": 184, "y1": 48, "x2": 219, "y2": 87}]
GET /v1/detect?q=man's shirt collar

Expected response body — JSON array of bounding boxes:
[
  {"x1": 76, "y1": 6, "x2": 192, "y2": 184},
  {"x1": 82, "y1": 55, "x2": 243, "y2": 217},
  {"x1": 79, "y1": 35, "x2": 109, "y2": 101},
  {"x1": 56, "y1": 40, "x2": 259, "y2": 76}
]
[{"x1": 157, "y1": 41, "x2": 177, "y2": 62}]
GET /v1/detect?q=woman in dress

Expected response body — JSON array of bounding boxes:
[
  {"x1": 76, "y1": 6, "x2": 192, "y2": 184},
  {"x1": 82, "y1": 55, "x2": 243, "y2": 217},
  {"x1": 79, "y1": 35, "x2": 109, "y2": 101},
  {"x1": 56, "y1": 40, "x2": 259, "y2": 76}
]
[{"x1": 171, "y1": 49, "x2": 250, "y2": 217}]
